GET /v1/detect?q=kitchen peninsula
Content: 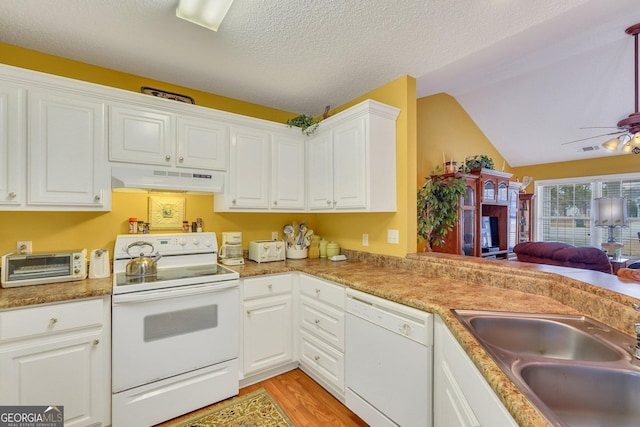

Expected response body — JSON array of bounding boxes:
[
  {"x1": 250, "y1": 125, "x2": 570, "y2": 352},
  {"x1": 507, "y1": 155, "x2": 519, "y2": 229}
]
[{"x1": 1, "y1": 251, "x2": 639, "y2": 427}]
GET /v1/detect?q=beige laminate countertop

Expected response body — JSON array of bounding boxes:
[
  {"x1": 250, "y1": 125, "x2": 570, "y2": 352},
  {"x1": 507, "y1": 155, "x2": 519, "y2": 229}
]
[{"x1": 2, "y1": 251, "x2": 640, "y2": 427}]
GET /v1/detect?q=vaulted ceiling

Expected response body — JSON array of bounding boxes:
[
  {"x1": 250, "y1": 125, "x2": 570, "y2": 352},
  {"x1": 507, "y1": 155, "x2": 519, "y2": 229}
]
[{"x1": 0, "y1": 0, "x2": 638, "y2": 166}]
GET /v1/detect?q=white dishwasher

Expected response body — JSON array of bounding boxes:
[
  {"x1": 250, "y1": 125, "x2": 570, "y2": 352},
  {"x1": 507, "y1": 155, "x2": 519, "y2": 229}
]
[{"x1": 345, "y1": 289, "x2": 433, "y2": 427}]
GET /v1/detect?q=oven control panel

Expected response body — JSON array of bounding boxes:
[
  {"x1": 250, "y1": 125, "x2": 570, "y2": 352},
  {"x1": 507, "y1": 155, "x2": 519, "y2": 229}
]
[{"x1": 114, "y1": 232, "x2": 218, "y2": 259}]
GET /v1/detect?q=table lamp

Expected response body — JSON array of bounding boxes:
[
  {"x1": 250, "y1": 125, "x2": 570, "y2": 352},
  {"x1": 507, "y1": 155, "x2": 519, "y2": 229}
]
[{"x1": 594, "y1": 197, "x2": 628, "y2": 259}]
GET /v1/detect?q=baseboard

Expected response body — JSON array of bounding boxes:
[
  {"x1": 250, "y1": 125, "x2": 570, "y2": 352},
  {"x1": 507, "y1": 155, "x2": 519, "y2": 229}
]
[{"x1": 240, "y1": 361, "x2": 299, "y2": 388}]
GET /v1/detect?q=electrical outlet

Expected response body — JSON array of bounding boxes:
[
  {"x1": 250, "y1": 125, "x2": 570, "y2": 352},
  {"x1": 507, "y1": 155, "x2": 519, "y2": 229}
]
[
  {"x1": 387, "y1": 229, "x2": 399, "y2": 244},
  {"x1": 271, "y1": 231, "x2": 279, "y2": 240},
  {"x1": 362, "y1": 233, "x2": 369, "y2": 246},
  {"x1": 17, "y1": 241, "x2": 32, "y2": 254}
]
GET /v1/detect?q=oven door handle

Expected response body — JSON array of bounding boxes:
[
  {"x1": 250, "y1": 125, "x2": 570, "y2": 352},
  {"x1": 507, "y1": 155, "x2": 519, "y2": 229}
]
[{"x1": 112, "y1": 280, "x2": 239, "y2": 304}]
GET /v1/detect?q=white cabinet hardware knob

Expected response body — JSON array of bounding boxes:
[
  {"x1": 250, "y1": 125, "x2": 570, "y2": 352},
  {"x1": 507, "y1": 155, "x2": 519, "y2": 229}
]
[
  {"x1": 314, "y1": 319, "x2": 320, "y2": 324},
  {"x1": 93, "y1": 339, "x2": 100, "y2": 346},
  {"x1": 314, "y1": 355, "x2": 320, "y2": 361},
  {"x1": 8, "y1": 192, "x2": 16, "y2": 199},
  {"x1": 178, "y1": 156, "x2": 184, "y2": 161},
  {"x1": 49, "y1": 318, "x2": 58, "y2": 325},
  {"x1": 268, "y1": 284, "x2": 273, "y2": 290},
  {"x1": 94, "y1": 195, "x2": 101, "y2": 201},
  {"x1": 402, "y1": 324, "x2": 411, "y2": 335},
  {"x1": 232, "y1": 199, "x2": 236, "y2": 205},
  {"x1": 326, "y1": 200, "x2": 331, "y2": 205},
  {"x1": 273, "y1": 200, "x2": 278, "y2": 205},
  {"x1": 165, "y1": 155, "x2": 171, "y2": 161},
  {"x1": 315, "y1": 288, "x2": 321, "y2": 294},
  {"x1": 246, "y1": 310, "x2": 251, "y2": 315}
]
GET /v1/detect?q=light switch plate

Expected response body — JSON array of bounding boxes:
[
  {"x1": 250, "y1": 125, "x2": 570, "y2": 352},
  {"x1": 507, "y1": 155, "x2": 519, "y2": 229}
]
[
  {"x1": 362, "y1": 233, "x2": 369, "y2": 246},
  {"x1": 387, "y1": 229, "x2": 399, "y2": 244}
]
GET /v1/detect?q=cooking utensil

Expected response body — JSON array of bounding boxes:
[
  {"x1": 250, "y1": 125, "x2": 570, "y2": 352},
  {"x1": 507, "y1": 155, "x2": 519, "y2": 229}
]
[
  {"x1": 125, "y1": 241, "x2": 162, "y2": 277},
  {"x1": 283, "y1": 224, "x2": 295, "y2": 247}
]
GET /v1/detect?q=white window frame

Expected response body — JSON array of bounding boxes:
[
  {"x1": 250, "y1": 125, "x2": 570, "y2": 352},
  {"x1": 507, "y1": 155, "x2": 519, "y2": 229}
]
[{"x1": 535, "y1": 171, "x2": 640, "y2": 257}]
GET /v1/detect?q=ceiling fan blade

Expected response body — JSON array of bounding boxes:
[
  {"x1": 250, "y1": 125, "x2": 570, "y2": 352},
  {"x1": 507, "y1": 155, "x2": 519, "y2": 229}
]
[
  {"x1": 579, "y1": 126, "x2": 623, "y2": 130},
  {"x1": 560, "y1": 130, "x2": 626, "y2": 145}
]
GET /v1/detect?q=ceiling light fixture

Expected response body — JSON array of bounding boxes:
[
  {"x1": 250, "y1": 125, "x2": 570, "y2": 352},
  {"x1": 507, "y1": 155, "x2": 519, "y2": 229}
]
[
  {"x1": 603, "y1": 23, "x2": 640, "y2": 154},
  {"x1": 176, "y1": 0, "x2": 235, "y2": 32}
]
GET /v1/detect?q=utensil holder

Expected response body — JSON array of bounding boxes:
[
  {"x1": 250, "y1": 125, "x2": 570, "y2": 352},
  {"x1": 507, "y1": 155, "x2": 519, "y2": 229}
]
[{"x1": 286, "y1": 246, "x2": 308, "y2": 259}]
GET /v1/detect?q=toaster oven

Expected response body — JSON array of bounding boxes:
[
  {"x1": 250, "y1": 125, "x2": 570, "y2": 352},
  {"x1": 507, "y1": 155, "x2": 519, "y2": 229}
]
[{"x1": 1, "y1": 249, "x2": 87, "y2": 288}]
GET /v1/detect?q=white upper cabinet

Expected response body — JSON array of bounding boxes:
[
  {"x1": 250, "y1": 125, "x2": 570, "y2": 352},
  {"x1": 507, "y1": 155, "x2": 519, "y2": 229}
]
[
  {"x1": 215, "y1": 125, "x2": 305, "y2": 212},
  {"x1": 225, "y1": 125, "x2": 271, "y2": 209},
  {"x1": 176, "y1": 115, "x2": 228, "y2": 170},
  {"x1": 109, "y1": 104, "x2": 173, "y2": 166},
  {"x1": 27, "y1": 88, "x2": 110, "y2": 210},
  {"x1": 271, "y1": 133, "x2": 305, "y2": 210},
  {"x1": 0, "y1": 83, "x2": 24, "y2": 207},
  {"x1": 307, "y1": 100, "x2": 399, "y2": 212},
  {"x1": 110, "y1": 104, "x2": 229, "y2": 171}
]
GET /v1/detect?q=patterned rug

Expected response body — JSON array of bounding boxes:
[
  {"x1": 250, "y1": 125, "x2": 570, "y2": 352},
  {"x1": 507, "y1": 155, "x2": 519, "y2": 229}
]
[{"x1": 172, "y1": 389, "x2": 295, "y2": 427}]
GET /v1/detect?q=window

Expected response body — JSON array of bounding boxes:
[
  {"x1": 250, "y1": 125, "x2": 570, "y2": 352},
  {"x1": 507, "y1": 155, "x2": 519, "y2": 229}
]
[{"x1": 536, "y1": 173, "x2": 640, "y2": 258}]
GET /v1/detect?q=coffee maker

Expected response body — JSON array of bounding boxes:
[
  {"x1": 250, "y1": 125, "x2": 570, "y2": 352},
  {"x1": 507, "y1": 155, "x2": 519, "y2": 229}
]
[{"x1": 219, "y1": 231, "x2": 244, "y2": 265}]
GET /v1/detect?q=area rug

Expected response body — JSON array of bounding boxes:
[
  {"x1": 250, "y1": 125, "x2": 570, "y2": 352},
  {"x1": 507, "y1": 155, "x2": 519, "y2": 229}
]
[{"x1": 173, "y1": 388, "x2": 295, "y2": 427}]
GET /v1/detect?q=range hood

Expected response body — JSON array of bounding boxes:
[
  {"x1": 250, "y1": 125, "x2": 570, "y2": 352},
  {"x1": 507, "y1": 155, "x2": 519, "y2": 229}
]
[{"x1": 111, "y1": 166, "x2": 224, "y2": 193}]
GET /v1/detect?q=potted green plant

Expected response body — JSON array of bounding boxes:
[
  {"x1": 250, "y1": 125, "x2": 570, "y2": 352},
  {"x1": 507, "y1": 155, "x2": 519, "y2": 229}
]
[
  {"x1": 286, "y1": 114, "x2": 321, "y2": 136},
  {"x1": 417, "y1": 166, "x2": 467, "y2": 251},
  {"x1": 459, "y1": 155, "x2": 494, "y2": 173}
]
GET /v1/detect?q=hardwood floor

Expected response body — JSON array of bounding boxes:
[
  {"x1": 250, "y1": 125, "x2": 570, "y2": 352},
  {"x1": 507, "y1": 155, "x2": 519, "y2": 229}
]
[{"x1": 157, "y1": 369, "x2": 368, "y2": 426}]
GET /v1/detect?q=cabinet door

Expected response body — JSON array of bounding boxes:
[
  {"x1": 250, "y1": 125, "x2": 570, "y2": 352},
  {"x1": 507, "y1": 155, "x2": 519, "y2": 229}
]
[
  {"x1": 0, "y1": 331, "x2": 107, "y2": 427},
  {"x1": 228, "y1": 126, "x2": 270, "y2": 209},
  {"x1": 433, "y1": 316, "x2": 517, "y2": 427},
  {"x1": 176, "y1": 116, "x2": 228, "y2": 170},
  {"x1": 242, "y1": 294, "x2": 293, "y2": 375},
  {"x1": 306, "y1": 131, "x2": 333, "y2": 210},
  {"x1": 0, "y1": 83, "x2": 23, "y2": 206},
  {"x1": 271, "y1": 133, "x2": 305, "y2": 210},
  {"x1": 110, "y1": 104, "x2": 173, "y2": 166},
  {"x1": 28, "y1": 90, "x2": 109, "y2": 208},
  {"x1": 332, "y1": 117, "x2": 366, "y2": 209}
]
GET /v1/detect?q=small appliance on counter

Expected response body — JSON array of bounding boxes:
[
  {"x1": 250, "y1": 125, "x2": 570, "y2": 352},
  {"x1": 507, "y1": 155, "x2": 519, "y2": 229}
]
[
  {"x1": 89, "y1": 249, "x2": 110, "y2": 279},
  {"x1": 1, "y1": 249, "x2": 87, "y2": 288},
  {"x1": 249, "y1": 240, "x2": 286, "y2": 263},
  {"x1": 219, "y1": 231, "x2": 244, "y2": 265}
]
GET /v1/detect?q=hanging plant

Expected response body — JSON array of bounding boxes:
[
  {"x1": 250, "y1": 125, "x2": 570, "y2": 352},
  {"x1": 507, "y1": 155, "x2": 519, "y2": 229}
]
[
  {"x1": 459, "y1": 154, "x2": 494, "y2": 173},
  {"x1": 286, "y1": 114, "x2": 321, "y2": 136},
  {"x1": 417, "y1": 166, "x2": 466, "y2": 251}
]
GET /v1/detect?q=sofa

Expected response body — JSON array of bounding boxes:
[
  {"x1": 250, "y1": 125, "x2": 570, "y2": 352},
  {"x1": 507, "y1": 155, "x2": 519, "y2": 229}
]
[{"x1": 513, "y1": 241, "x2": 612, "y2": 274}]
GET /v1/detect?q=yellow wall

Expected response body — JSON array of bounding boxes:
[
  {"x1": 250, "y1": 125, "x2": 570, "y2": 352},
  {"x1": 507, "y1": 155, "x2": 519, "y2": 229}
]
[
  {"x1": 0, "y1": 43, "x2": 415, "y2": 257},
  {"x1": 417, "y1": 93, "x2": 511, "y2": 186},
  {"x1": 511, "y1": 154, "x2": 640, "y2": 186}
]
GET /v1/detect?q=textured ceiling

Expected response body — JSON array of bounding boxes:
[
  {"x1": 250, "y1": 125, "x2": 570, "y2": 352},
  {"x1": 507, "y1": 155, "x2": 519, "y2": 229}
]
[{"x1": 0, "y1": 0, "x2": 639, "y2": 166}]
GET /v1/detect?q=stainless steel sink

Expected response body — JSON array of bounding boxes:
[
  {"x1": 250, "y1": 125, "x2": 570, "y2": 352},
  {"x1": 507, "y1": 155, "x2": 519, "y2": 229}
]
[
  {"x1": 519, "y1": 364, "x2": 640, "y2": 427},
  {"x1": 453, "y1": 309, "x2": 640, "y2": 427},
  {"x1": 466, "y1": 313, "x2": 623, "y2": 361}
]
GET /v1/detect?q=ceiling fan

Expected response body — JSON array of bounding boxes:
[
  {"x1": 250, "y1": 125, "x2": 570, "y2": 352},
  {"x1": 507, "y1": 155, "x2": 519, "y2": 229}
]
[{"x1": 562, "y1": 22, "x2": 640, "y2": 153}]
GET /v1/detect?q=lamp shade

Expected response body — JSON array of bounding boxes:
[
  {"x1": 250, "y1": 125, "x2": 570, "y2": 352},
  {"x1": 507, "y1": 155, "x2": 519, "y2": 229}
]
[{"x1": 594, "y1": 197, "x2": 628, "y2": 227}]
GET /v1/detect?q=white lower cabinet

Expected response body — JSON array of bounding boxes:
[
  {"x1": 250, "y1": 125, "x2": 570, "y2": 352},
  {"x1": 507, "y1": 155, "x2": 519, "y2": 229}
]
[
  {"x1": 241, "y1": 274, "x2": 294, "y2": 380},
  {"x1": 433, "y1": 315, "x2": 517, "y2": 427},
  {"x1": 297, "y1": 274, "x2": 346, "y2": 399},
  {"x1": 0, "y1": 297, "x2": 111, "y2": 427}
]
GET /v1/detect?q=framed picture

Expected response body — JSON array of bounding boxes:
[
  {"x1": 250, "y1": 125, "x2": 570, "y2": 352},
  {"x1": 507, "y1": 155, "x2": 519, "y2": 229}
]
[
  {"x1": 141, "y1": 86, "x2": 195, "y2": 104},
  {"x1": 149, "y1": 196, "x2": 186, "y2": 230}
]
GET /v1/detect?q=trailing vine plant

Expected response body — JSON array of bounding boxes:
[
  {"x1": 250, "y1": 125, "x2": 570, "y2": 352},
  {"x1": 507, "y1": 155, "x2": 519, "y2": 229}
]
[
  {"x1": 417, "y1": 166, "x2": 467, "y2": 251},
  {"x1": 286, "y1": 114, "x2": 321, "y2": 136}
]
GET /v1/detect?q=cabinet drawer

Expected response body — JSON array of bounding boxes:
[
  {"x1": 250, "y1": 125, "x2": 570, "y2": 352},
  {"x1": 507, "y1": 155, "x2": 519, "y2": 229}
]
[
  {"x1": 0, "y1": 298, "x2": 104, "y2": 341},
  {"x1": 300, "y1": 295, "x2": 345, "y2": 351},
  {"x1": 299, "y1": 274, "x2": 345, "y2": 309},
  {"x1": 242, "y1": 274, "x2": 292, "y2": 300},
  {"x1": 299, "y1": 329, "x2": 344, "y2": 392}
]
